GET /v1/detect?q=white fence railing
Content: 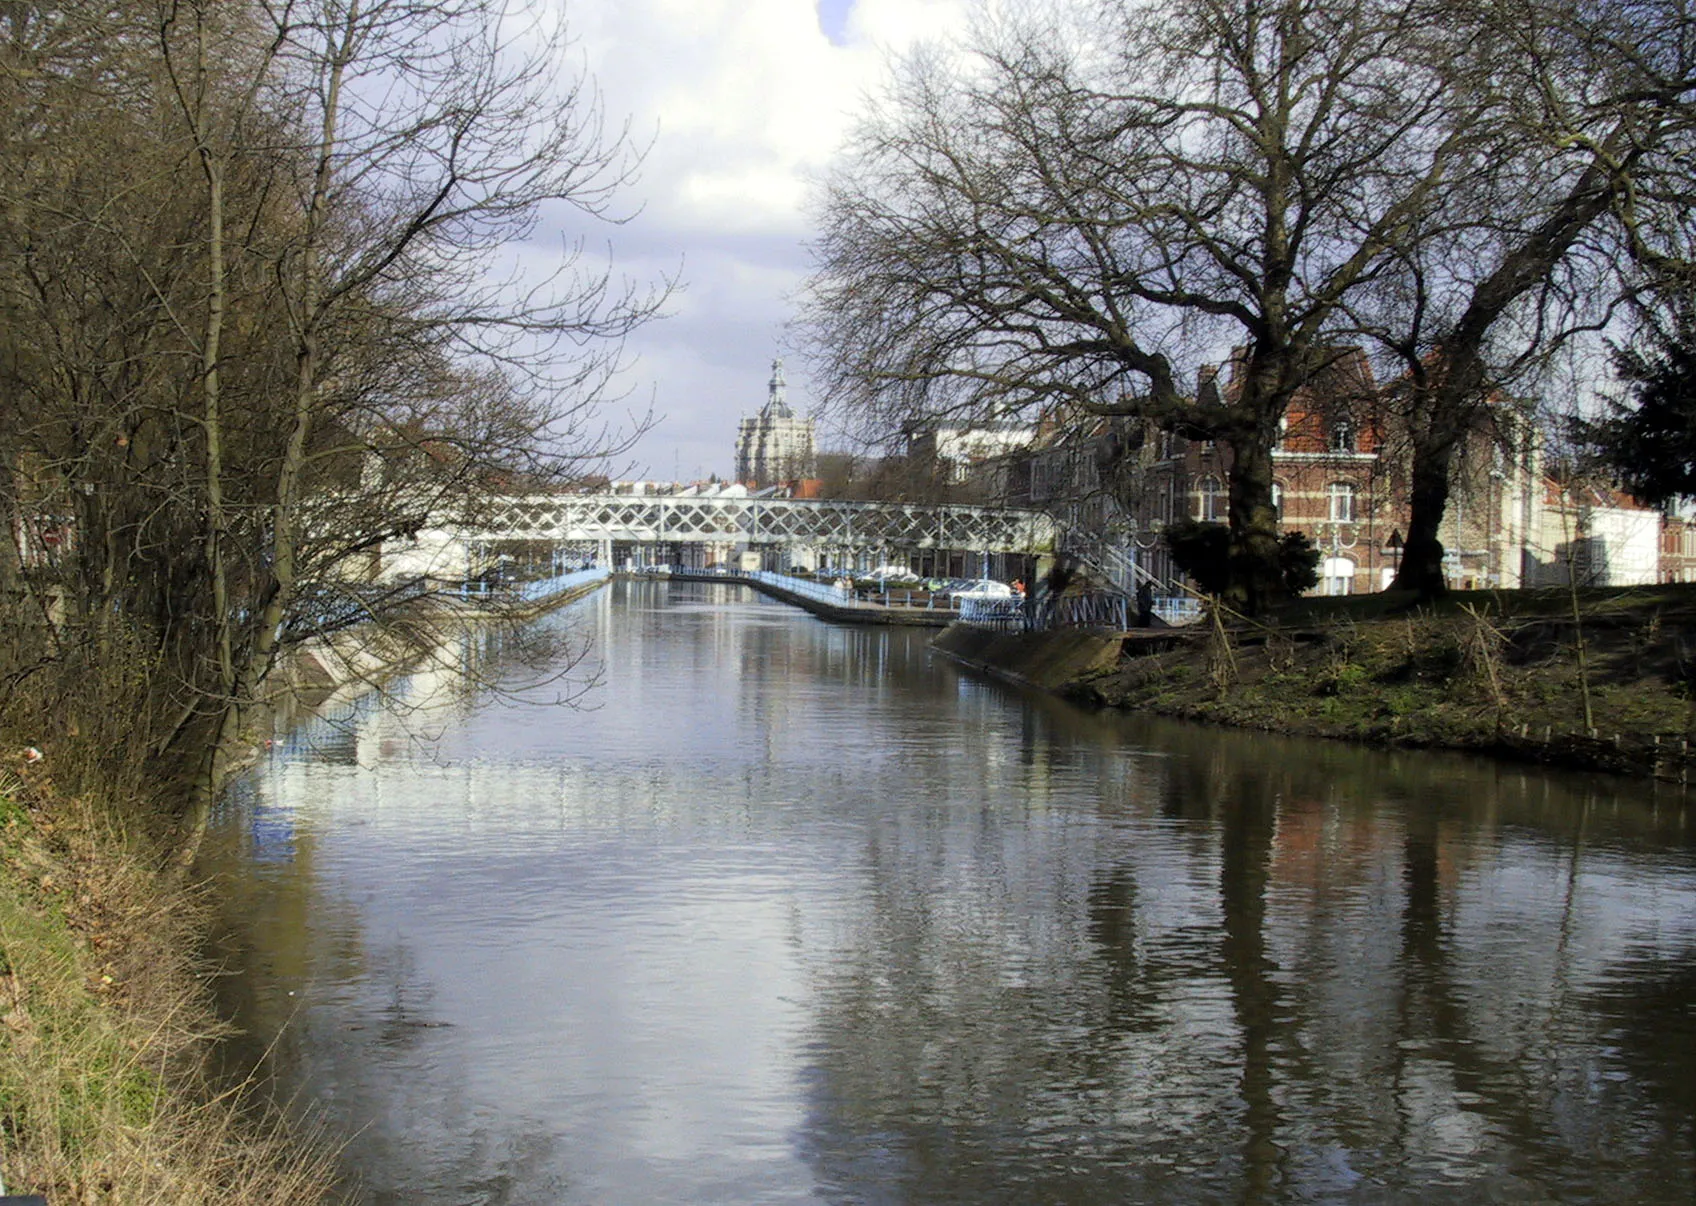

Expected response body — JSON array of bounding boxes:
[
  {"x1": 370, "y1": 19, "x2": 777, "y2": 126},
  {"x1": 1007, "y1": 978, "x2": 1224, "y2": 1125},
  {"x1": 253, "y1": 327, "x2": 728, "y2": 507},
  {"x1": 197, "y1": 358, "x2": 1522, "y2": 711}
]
[
  {"x1": 498, "y1": 566, "x2": 609, "y2": 601},
  {"x1": 748, "y1": 570, "x2": 851, "y2": 606},
  {"x1": 958, "y1": 596, "x2": 1028, "y2": 630},
  {"x1": 1152, "y1": 596, "x2": 1204, "y2": 626}
]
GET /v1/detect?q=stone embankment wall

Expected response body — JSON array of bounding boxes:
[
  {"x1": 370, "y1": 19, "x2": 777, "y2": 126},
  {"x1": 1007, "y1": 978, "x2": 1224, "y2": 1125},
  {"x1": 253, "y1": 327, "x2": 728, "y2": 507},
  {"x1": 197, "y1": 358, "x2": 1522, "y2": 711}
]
[
  {"x1": 282, "y1": 575, "x2": 609, "y2": 712},
  {"x1": 668, "y1": 570, "x2": 953, "y2": 627},
  {"x1": 931, "y1": 624, "x2": 1126, "y2": 692}
]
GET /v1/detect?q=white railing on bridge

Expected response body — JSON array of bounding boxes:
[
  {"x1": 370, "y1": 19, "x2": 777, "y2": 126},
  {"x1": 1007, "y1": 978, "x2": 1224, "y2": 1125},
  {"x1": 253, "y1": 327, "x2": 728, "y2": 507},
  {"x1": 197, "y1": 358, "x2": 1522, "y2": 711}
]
[
  {"x1": 959, "y1": 588, "x2": 1204, "y2": 632},
  {"x1": 1152, "y1": 597, "x2": 1204, "y2": 626},
  {"x1": 958, "y1": 596, "x2": 1029, "y2": 630},
  {"x1": 959, "y1": 590, "x2": 1133, "y2": 632}
]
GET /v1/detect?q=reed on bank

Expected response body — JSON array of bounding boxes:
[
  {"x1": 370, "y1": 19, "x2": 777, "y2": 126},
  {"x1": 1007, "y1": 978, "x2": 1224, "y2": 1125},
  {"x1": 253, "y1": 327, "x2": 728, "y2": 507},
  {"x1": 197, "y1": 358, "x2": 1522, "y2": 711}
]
[{"x1": 1077, "y1": 585, "x2": 1696, "y2": 780}]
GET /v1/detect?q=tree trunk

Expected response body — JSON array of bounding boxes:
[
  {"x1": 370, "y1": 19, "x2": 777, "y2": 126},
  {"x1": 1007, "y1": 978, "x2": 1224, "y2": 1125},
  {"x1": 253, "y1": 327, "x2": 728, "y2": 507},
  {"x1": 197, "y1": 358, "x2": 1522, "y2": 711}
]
[
  {"x1": 1392, "y1": 419, "x2": 1457, "y2": 597},
  {"x1": 1225, "y1": 428, "x2": 1283, "y2": 615}
]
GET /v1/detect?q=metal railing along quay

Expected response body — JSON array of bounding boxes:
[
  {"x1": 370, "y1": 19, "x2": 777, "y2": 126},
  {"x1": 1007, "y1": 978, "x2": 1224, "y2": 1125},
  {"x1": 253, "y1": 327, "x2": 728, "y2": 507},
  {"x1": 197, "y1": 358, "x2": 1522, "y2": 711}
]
[
  {"x1": 960, "y1": 590, "x2": 1137, "y2": 633},
  {"x1": 660, "y1": 567, "x2": 968, "y2": 614},
  {"x1": 514, "y1": 566, "x2": 610, "y2": 601},
  {"x1": 459, "y1": 566, "x2": 609, "y2": 604}
]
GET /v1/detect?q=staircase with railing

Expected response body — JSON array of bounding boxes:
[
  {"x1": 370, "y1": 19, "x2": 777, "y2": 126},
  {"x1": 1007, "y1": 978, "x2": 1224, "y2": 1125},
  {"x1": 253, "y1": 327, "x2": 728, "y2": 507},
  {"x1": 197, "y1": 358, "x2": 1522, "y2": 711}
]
[{"x1": 1053, "y1": 532, "x2": 1203, "y2": 626}]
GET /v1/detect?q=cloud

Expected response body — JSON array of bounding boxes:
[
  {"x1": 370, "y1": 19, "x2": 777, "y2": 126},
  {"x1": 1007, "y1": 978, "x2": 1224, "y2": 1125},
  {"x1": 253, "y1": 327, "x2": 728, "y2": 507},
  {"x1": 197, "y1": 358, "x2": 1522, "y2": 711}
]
[{"x1": 510, "y1": 0, "x2": 969, "y2": 480}]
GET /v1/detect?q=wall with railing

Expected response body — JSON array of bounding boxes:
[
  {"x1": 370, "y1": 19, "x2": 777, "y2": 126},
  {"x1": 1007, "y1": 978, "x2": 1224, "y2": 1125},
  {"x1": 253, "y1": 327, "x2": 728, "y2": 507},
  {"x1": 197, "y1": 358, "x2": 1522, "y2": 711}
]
[
  {"x1": 517, "y1": 566, "x2": 609, "y2": 601},
  {"x1": 958, "y1": 596, "x2": 1029, "y2": 631},
  {"x1": 959, "y1": 589, "x2": 1136, "y2": 633},
  {"x1": 458, "y1": 565, "x2": 608, "y2": 602},
  {"x1": 1152, "y1": 597, "x2": 1204, "y2": 626},
  {"x1": 746, "y1": 569, "x2": 852, "y2": 607},
  {"x1": 665, "y1": 566, "x2": 967, "y2": 613}
]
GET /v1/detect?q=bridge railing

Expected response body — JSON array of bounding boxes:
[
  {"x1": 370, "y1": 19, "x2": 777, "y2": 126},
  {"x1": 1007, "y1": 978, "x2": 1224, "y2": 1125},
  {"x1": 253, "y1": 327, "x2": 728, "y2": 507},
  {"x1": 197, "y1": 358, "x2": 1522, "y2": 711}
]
[
  {"x1": 1152, "y1": 596, "x2": 1204, "y2": 626},
  {"x1": 958, "y1": 596, "x2": 1028, "y2": 630},
  {"x1": 473, "y1": 493, "x2": 1060, "y2": 553}
]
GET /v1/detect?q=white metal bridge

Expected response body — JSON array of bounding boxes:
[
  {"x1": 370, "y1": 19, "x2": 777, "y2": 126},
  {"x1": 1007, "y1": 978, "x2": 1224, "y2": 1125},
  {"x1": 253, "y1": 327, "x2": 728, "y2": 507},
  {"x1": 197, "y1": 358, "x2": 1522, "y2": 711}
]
[{"x1": 468, "y1": 493, "x2": 1059, "y2": 554}]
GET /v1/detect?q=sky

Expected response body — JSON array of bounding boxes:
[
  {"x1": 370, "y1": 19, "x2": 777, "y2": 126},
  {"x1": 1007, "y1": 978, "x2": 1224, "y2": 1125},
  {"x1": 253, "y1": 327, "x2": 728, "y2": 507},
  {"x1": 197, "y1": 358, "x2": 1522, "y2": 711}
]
[{"x1": 526, "y1": 0, "x2": 970, "y2": 482}]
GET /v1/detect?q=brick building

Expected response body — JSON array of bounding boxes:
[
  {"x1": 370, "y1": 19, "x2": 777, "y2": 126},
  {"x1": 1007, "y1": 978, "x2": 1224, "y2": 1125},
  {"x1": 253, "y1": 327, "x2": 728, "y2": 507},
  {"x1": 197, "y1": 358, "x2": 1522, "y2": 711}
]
[{"x1": 998, "y1": 348, "x2": 1553, "y2": 597}]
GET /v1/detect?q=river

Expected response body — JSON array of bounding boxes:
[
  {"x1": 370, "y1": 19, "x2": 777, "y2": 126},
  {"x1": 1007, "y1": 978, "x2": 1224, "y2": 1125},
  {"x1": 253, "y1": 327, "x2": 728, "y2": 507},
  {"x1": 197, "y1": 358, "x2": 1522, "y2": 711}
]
[{"x1": 205, "y1": 577, "x2": 1696, "y2": 1204}]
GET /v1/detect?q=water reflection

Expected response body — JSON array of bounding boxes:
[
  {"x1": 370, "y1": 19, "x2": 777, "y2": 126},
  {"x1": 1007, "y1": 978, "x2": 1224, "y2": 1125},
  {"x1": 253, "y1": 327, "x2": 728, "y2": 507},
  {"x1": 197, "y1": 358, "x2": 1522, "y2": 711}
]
[{"x1": 207, "y1": 579, "x2": 1696, "y2": 1204}]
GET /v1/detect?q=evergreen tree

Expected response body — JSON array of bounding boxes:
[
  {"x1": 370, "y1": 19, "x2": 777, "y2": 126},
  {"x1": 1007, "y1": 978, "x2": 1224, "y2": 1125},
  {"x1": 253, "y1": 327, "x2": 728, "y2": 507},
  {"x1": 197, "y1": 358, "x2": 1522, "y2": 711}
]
[{"x1": 1584, "y1": 296, "x2": 1696, "y2": 507}]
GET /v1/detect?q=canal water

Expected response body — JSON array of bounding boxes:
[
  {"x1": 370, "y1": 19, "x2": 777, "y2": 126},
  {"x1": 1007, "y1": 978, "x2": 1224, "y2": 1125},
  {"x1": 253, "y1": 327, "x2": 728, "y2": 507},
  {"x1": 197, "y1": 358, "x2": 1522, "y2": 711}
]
[{"x1": 206, "y1": 578, "x2": 1696, "y2": 1204}]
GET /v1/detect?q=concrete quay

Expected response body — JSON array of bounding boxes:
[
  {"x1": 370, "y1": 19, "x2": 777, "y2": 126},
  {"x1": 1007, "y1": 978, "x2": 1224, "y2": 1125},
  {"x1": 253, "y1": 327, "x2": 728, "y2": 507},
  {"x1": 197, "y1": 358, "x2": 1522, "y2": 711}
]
[{"x1": 655, "y1": 568, "x2": 957, "y2": 627}]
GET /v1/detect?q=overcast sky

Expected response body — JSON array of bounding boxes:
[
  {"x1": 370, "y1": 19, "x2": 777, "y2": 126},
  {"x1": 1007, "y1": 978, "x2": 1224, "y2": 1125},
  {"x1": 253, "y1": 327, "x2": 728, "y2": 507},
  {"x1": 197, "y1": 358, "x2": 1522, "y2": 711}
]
[{"x1": 526, "y1": 0, "x2": 969, "y2": 482}]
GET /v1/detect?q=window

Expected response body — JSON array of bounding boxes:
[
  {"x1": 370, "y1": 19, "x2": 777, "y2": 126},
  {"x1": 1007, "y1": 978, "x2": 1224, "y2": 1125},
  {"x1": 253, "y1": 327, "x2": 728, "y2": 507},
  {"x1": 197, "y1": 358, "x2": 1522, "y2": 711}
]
[
  {"x1": 1328, "y1": 481, "x2": 1355, "y2": 523},
  {"x1": 1198, "y1": 475, "x2": 1222, "y2": 521},
  {"x1": 1271, "y1": 481, "x2": 1284, "y2": 520},
  {"x1": 1330, "y1": 417, "x2": 1355, "y2": 452},
  {"x1": 1322, "y1": 556, "x2": 1357, "y2": 596}
]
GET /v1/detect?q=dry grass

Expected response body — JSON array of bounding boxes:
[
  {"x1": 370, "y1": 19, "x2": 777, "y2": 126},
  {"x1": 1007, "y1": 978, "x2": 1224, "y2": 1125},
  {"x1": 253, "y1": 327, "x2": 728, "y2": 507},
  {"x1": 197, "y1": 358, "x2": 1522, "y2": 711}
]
[
  {"x1": 1, "y1": 771, "x2": 341, "y2": 1203},
  {"x1": 1086, "y1": 591, "x2": 1696, "y2": 779}
]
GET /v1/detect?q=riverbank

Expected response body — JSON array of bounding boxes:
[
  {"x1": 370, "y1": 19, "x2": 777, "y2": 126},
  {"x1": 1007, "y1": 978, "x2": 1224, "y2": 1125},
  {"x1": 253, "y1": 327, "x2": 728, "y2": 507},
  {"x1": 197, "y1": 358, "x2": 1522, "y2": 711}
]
[
  {"x1": 938, "y1": 584, "x2": 1696, "y2": 783},
  {"x1": 0, "y1": 771, "x2": 339, "y2": 1200},
  {"x1": 0, "y1": 577, "x2": 609, "y2": 1201}
]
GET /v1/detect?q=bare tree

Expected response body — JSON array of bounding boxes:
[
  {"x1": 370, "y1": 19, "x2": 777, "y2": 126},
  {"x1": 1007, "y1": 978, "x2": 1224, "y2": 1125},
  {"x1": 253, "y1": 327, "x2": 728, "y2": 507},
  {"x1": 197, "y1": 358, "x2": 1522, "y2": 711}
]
[
  {"x1": 1351, "y1": 0, "x2": 1696, "y2": 597},
  {"x1": 0, "y1": 0, "x2": 666, "y2": 843},
  {"x1": 805, "y1": 0, "x2": 1483, "y2": 611}
]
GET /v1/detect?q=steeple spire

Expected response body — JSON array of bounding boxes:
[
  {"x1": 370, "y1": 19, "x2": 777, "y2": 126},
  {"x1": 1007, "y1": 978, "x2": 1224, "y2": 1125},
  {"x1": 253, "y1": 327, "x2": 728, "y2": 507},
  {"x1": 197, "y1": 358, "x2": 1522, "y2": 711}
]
[{"x1": 765, "y1": 357, "x2": 792, "y2": 418}]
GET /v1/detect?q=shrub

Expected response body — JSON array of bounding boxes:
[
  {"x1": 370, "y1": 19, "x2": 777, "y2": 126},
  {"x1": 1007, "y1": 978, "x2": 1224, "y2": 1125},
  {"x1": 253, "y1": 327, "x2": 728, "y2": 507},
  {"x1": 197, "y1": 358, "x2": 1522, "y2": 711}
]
[{"x1": 1164, "y1": 520, "x2": 1324, "y2": 598}]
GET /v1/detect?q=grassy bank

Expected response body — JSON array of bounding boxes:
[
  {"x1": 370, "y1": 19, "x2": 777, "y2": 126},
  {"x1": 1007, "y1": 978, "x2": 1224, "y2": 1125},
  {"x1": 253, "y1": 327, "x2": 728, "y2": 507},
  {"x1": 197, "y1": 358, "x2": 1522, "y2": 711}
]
[
  {"x1": 0, "y1": 769, "x2": 338, "y2": 1202},
  {"x1": 1062, "y1": 584, "x2": 1696, "y2": 780}
]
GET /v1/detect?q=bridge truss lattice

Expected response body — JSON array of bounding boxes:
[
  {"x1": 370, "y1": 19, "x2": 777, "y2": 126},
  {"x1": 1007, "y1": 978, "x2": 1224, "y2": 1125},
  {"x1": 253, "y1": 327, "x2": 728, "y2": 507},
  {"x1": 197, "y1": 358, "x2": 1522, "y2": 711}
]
[{"x1": 472, "y1": 494, "x2": 1057, "y2": 554}]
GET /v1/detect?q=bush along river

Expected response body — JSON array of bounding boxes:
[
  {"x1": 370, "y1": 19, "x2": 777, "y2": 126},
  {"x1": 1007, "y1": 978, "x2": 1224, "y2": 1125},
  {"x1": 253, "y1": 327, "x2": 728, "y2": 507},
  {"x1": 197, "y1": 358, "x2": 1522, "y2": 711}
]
[{"x1": 204, "y1": 577, "x2": 1696, "y2": 1205}]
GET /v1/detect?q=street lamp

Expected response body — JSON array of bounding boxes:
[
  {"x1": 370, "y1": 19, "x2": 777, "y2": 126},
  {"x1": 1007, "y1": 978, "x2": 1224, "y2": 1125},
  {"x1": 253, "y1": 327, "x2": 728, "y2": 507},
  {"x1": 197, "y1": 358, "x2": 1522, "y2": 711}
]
[{"x1": 1384, "y1": 528, "x2": 1404, "y2": 589}]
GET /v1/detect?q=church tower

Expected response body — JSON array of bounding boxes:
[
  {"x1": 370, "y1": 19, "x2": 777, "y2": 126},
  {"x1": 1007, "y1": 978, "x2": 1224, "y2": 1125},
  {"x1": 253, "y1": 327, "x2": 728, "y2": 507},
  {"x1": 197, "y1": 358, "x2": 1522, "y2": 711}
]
[{"x1": 735, "y1": 358, "x2": 817, "y2": 488}]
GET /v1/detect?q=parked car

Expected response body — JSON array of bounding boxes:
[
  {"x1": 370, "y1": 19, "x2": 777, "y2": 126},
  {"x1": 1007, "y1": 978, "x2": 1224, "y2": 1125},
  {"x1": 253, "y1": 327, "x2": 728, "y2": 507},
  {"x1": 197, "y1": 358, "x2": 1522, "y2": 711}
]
[{"x1": 947, "y1": 578, "x2": 1014, "y2": 601}]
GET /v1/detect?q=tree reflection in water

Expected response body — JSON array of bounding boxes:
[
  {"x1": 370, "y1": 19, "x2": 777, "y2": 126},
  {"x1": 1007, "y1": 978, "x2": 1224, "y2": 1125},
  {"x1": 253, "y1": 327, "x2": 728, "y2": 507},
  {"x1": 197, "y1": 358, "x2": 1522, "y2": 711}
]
[{"x1": 207, "y1": 581, "x2": 1695, "y2": 1204}]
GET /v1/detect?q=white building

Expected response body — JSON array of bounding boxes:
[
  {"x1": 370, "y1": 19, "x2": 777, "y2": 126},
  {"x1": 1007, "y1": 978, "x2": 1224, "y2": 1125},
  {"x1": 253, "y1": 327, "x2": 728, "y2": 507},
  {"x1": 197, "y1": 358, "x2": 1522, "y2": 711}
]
[
  {"x1": 907, "y1": 420, "x2": 1039, "y2": 483},
  {"x1": 1527, "y1": 483, "x2": 1662, "y2": 587}
]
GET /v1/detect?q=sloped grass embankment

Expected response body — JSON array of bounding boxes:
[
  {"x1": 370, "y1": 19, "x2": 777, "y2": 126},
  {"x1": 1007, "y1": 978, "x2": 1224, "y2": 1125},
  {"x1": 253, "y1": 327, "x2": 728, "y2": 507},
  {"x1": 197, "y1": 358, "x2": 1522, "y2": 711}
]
[{"x1": 0, "y1": 772, "x2": 338, "y2": 1203}]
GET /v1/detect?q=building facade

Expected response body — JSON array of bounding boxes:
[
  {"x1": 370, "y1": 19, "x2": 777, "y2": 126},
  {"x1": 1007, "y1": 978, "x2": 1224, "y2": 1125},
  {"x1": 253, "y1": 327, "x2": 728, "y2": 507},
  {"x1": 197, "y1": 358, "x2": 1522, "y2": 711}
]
[
  {"x1": 735, "y1": 359, "x2": 817, "y2": 489},
  {"x1": 997, "y1": 349, "x2": 1569, "y2": 597}
]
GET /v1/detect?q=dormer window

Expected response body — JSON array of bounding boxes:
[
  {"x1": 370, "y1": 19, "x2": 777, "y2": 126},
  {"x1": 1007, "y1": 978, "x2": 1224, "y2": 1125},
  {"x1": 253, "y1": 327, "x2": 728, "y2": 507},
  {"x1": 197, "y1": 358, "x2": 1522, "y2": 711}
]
[{"x1": 1330, "y1": 418, "x2": 1355, "y2": 453}]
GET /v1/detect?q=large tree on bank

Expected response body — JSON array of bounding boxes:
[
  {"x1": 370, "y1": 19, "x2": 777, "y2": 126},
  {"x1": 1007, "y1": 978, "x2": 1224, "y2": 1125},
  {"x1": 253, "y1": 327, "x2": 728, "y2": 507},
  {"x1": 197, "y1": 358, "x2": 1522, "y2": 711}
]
[
  {"x1": 805, "y1": 0, "x2": 1486, "y2": 612},
  {"x1": 1581, "y1": 287, "x2": 1696, "y2": 507},
  {"x1": 1358, "y1": 0, "x2": 1696, "y2": 597},
  {"x1": 806, "y1": 0, "x2": 1696, "y2": 608}
]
